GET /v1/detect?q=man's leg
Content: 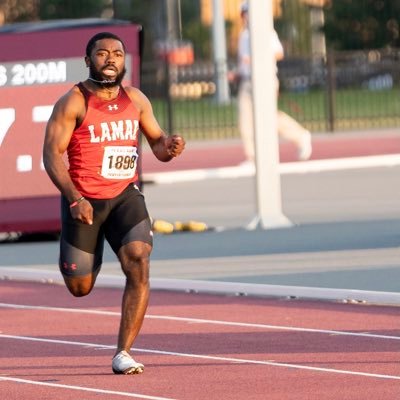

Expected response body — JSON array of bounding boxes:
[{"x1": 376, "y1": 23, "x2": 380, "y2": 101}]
[
  {"x1": 116, "y1": 240, "x2": 151, "y2": 353},
  {"x1": 105, "y1": 185, "x2": 153, "y2": 374},
  {"x1": 110, "y1": 239, "x2": 151, "y2": 374},
  {"x1": 59, "y1": 196, "x2": 105, "y2": 297},
  {"x1": 238, "y1": 80, "x2": 255, "y2": 162},
  {"x1": 277, "y1": 110, "x2": 312, "y2": 160},
  {"x1": 61, "y1": 270, "x2": 100, "y2": 297}
]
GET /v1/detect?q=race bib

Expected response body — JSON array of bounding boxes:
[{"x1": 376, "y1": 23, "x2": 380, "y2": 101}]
[{"x1": 101, "y1": 146, "x2": 138, "y2": 179}]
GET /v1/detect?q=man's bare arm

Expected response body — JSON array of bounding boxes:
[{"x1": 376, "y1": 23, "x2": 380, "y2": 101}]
[
  {"x1": 43, "y1": 91, "x2": 81, "y2": 201},
  {"x1": 126, "y1": 87, "x2": 185, "y2": 161},
  {"x1": 43, "y1": 89, "x2": 93, "y2": 224}
]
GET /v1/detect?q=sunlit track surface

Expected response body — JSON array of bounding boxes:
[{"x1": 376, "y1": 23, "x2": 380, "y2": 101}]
[{"x1": 0, "y1": 281, "x2": 399, "y2": 399}]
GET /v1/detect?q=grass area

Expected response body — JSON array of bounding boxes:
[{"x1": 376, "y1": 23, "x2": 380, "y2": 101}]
[
  {"x1": 152, "y1": 97, "x2": 239, "y2": 140},
  {"x1": 280, "y1": 88, "x2": 400, "y2": 131},
  {"x1": 151, "y1": 87, "x2": 400, "y2": 140}
]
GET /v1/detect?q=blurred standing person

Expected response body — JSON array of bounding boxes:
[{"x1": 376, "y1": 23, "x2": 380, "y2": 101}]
[
  {"x1": 43, "y1": 32, "x2": 185, "y2": 375},
  {"x1": 236, "y1": 2, "x2": 312, "y2": 164}
]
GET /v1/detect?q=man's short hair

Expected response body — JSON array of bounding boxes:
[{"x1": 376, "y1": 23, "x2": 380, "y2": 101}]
[{"x1": 86, "y1": 32, "x2": 126, "y2": 57}]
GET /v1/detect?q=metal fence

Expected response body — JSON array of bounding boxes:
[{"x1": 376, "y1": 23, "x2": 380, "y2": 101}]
[
  {"x1": 141, "y1": 49, "x2": 400, "y2": 140},
  {"x1": 141, "y1": 60, "x2": 238, "y2": 140},
  {"x1": 279, "y1": 48, "x2": 400, "y2": 132}
]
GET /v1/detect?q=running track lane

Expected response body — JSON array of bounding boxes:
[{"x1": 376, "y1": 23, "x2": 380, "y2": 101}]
[{"x1": 0, "y1": 281, "x2": 399, "y2": 399}]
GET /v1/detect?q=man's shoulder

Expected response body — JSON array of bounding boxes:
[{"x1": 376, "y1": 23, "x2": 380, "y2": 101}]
[
  {"x1": 122, "y1": 86, "x2": 147, "y2": 107},
  {"x1": 51, "y1": 84, "x2": 85, "y2": 117},
  {"x1": 122, "y1": 85, "x2": 142, "y2": 97},
  {"x1": 56, "y1": 84, "x2": 84, "y2": 105}
]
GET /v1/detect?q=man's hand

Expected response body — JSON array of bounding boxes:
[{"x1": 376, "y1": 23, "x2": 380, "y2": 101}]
[
  {"x1": 166, "y1": 135, "x2": 185, "y2": 158},
  {"x1": 70, "y1": 199, "x2": 93, "y2": 225}
]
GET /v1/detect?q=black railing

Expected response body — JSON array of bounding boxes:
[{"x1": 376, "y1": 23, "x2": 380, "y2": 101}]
[{"x1": 140, "y1": 49, "x2": 400, "y2": 140}]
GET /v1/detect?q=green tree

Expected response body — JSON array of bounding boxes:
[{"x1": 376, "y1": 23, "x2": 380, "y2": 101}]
[
  {"x1": 0, "y1": 0, "x2": 39, "y2": 23},
  {"x1": 113, "y1": 0, "x2": 210, "y2": 61},
  {"x1": 0, "y1": 0, "x2": 111, "y2": 23},
  {"x1": 181, "y1": 0, "x2": 211, "y2": 60},
  {"x1": 39, "y1": 0, "x2": 109, "y2": 19},
  {"x1": 323, "y1": 0, "x2": 400, "y2": 50},
  {"x1": 278, "y1": 0, "x2": 312, "y2": 56}
]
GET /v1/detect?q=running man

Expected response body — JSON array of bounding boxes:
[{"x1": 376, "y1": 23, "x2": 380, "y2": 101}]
[{"x1": 43, "y1": 32, "x2": 185, "y2": 374}]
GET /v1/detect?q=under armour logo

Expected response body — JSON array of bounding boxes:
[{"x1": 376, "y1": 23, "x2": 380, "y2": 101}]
[
  {"x1": 108, "y1": 104, "x2": 118, "y2": 111},
  {"x1": 63, "y1": 262, "x2": 77, "y2": 271}
]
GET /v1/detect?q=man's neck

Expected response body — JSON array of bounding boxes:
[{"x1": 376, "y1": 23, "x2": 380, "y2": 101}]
[{"x1": 84, "y1": 79, "x2": 120, "y2": 100}]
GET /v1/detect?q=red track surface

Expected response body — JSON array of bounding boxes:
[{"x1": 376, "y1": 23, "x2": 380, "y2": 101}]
[{"x1": 0, "y1": 280, "x2": 399, "y2": 399}]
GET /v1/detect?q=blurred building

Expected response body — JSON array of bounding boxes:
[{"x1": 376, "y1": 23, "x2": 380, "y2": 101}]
[{"x1": 200, "y1": 0, "x2": 283, "y2": 54}]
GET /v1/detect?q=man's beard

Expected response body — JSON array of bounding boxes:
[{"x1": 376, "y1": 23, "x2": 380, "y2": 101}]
[{"x1": 89, "y1": 64, "x2": 126, "y2": 88}]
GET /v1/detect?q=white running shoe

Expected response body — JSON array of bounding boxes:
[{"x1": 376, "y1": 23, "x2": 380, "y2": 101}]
[
  {"x1": 112, "y1": 351, "x2": 144, "y2": 375},
  {"x1": 298, "y1": 132, "x2": 312, "y2": 161}
]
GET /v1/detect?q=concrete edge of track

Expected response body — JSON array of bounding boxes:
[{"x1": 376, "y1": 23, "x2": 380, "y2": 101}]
[
  {"x1": 1, "y1": 266, "x2": 399, "y2": 306},
  {"x1": 142, "y1": 154, "x2": 400, "y2": 184}
]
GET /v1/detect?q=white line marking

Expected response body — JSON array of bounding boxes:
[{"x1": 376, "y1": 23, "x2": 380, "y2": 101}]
[
  {"x1": 142, "y1": 154, "x2": 400, "y2": 184},
  {"x1": 0, "y1": 302, "x2": 398, "y2": 341},
  {"x1": 0, "y1": 376, "x2": 176, "y2": 400},
  {"x1": 279, "y1": 154, "x2": 400, "y2": 174},
  {"x1": 0, "y1": 333, "x2": 115, "y2": 349},
  {"x1": 1, "y1": 334, "x2": 399, "y2": 381},
  {"x1": 146, "y1": 315, "x2": 400, "y2": 341}
]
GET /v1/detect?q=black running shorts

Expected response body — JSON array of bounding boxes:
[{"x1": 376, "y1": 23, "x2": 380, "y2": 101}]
[{"x1": 59, "y1": 183, "x2": 153, "y2": 277}]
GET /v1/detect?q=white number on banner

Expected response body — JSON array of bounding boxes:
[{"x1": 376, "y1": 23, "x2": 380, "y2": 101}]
[{"x1": 0, "y1": 108, "x2": 16, "y2": 147}]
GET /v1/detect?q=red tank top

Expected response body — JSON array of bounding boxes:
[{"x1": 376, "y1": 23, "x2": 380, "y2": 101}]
[{"x1": 68, "y1": 83, "x2": 140, "y2": 199}]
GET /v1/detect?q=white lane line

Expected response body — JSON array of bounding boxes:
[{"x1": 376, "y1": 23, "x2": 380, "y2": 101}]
[
  {"x1": 279, "y1": 154, "x2": 400, "y2": 174},
  {"x1": 0, "y1": 302, "x2": 399, "y2": 341},
  {"x1": 0, "y1": 376, "x2": 176, "y2": 400},
  {"x1": 0, "y1": 302, "x2": 398, "y2": 341},
  {"x1": 142, "y1": 154, "x2": 400, "y2": 184},
  {"x1": 147, "y1": 315, "x2": 400, "y2": 341},
  {"x1": 1, "y1": 334, "x2": 399, "y2": 381}
]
